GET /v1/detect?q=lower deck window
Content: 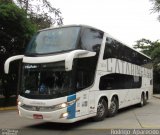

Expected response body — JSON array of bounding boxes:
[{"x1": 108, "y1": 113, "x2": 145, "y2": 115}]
[{"x1": 99, "y1": 73, "x2": 142, "y2": 90}]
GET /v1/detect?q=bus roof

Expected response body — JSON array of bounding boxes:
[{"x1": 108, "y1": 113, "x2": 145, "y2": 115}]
[
  {"x1": 38, "y1": 24, "x2": 151, "y2": 60},
  {"x1": 38, "y1": 24, "x2": 102, "y2": 32}
]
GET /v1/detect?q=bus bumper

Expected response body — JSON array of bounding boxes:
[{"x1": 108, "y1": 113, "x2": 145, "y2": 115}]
[{"x1": 18, "y1": 106, "x2": 77, "y2": 123}]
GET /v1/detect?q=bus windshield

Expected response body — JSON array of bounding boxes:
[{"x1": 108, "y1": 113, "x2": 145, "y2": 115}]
[
  {"x1": 25, "y1": 26, "x2": 80, "y2": 55},
  {"x1": 20, "y1": 63, "x2": 74, "y2": 99}
]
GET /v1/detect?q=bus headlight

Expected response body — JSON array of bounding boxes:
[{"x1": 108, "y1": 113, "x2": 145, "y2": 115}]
[
  {"x1": 60, "y1": 112, "x2": 69, "y2": 118},
  {"x1": 55, "y1": 102, "x2": 70, "y2": 110},
  {"x1": 61, "y1": 103, "x2": 67, "y2": 108},
  {"x1": 18, "y1": 101, "x2": 23, "y2": 106},
  {"x1": 18, "y1": 101, "x2": 21, "y2": 106},
  {"x1": 55, "y1": 97, "x2": 80, "y2": 110}
]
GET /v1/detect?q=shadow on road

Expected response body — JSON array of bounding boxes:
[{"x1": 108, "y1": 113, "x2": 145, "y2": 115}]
[
  {"x1": 117, "y1": 102, "x2": 150, "y2": 115},
  {"x1": 25, "y1": 118, "x2": 93, "y2": 131}
]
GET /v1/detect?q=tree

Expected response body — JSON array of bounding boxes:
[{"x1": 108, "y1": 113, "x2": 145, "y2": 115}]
[
  {"x1": 0, "y1": 0, "x2": 63, "y2": 104},
  {"x1": 133, "y1": 38, "x2": 153, "y2": 56},
  {"x1": 150, "y1": 0, "x2": 160, "y2": 21},
  {"x1": 134, "y1": 39, "x2": 160, "y2": 93},
  {"x1": 14, "y1": 0, "x2": 63, "y2": 29},
  {"x1": 134, "y1": 38, "x2": 160, "y2": 63},
  {"x1": 0, "y1": 1, "x2": 36, "y2": 98},
  {"x1": 0, "y1": 1, "x2": 36, "y2": 56}
]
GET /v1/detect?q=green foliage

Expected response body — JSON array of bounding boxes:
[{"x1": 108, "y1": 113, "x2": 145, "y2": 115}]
[
  {"x1": 134, "y1": 39, "x2": 160, "y2": 93},
  {"x1": 133, "y1": 38, "x2": 153, "y2": 56},
  {"x1": 134, "y1": 39, "x2": 160, "y2": 64},
  {"x1": 151, "y1": 45, "x2": 160, "y2": 71},
  {"x1": 0, "y1": 0, "x2": 12, "y2": 4},
  {"x1": 0, "y1": 2, "x2": 36, "y2": 56},
  {"x1": 150, "y1": 0, "x2": 160, "y2": 12},
  {"x1": 150, "y1": 0, "x2": 160, "y2": 21},
  {"x1": 0, "y1": 2, "x2": 36, "y2": 97},
  {"x1": 0, "y1": 0, "x2": 63, "y2": 100}
]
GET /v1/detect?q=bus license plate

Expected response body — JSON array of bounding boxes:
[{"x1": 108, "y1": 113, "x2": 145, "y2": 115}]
[{"x1": 33, "y1": 114, "x2": 43, "y2": 119}]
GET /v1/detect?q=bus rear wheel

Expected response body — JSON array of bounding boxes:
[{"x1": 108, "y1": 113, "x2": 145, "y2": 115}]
[
  {"x1": 139, "y1": 94, "x2": 146, "y2": 107},
  {"x1": 108, "y1": 97, "x2": 118, "y2": 117},
  {"x1": 93, "y1": 98, "x2": 108, "y2": 121}
]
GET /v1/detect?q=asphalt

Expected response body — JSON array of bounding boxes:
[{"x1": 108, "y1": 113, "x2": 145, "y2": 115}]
[
  {"x1": 153, "y1": 94, "x2": 160, "y2": 99},
  {"x1": 0, "y1": 97, "x2": 160, "y2": 130}
]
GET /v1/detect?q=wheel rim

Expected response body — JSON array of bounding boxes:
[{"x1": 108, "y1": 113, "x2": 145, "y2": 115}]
[
  {"x1": 97, "y1": 100, "x2": 105, "y2": 118},
  {"x1": 110, "y1": 100, "x2": 117, "y2": 114}
]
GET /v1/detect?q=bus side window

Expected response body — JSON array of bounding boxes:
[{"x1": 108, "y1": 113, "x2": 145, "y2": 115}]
[
  {"x1": 80, "y1": 28, "x2": 103, "y2": 53},
  {"x1": 76, "y1": 70, "x2": 92, "y2": 90},
  {"x1": 103, "y1": 37, "x2": 120, "y2": 59},
  {"x1": 99, "y1": 73, "x2": 142, "y2": 90},
  {"x1": 103, "y1": 37, "x2": 113, "y2": 59},
  {"x1": 103, "y1": 38, "x2": 112, "y2": 59}
]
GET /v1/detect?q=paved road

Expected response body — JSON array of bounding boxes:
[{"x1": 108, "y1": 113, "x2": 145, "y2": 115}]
[{"x1": 0, "y1": 97, "x2": 160, "y2": 135}]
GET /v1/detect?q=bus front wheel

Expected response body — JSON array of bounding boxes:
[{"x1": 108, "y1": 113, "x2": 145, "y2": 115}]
[{"x1": 93, "y1": 98, "x2": 108, "y2": 121}]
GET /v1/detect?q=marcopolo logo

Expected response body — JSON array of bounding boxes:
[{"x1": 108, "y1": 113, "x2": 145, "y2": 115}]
[{"x1": 30, "y1": 101, "x2": 46, "y2": 106}]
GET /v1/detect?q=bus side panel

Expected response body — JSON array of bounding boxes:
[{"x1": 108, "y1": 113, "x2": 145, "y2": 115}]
[{"x1": 75, "y1": 91, "x2": 89, "y2": 117}]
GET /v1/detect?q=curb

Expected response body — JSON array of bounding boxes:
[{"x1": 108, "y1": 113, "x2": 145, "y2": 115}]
[{"x1": 0, "y1": 106, "x2": 17, "y2": 111}]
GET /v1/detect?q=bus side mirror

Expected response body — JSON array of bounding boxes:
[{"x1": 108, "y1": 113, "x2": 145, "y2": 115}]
[
  {"x1": 4, "y1": 55, "x2": 24, "y2": 74},
  {"x1": 65, "y1": 50, "x2": 96, "y2": 71}
]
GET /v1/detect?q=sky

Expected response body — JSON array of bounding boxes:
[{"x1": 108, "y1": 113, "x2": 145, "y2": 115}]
[{"x1": 51, "y1": 0, "x2": 160, "y2": 47}]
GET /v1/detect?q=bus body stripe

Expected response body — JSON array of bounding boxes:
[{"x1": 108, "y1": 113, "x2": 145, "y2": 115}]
[{"x1": 67, "y1": 94, "x2": 76, "y2": 119}]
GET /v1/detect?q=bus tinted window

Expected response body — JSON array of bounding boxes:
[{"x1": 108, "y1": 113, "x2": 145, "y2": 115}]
[
  {"x1": 103, "y1": 37, "x2": 119, "y2": 59},
  {"x1": 74, "y1": 57, "x2": 97, "y2": 91},
  {"x1": 25, "y1": 27, "x2": 80, "y2": 55},
  {"x1": 99, "y1": 73, "x2": 142, "y2": 90},
  {"x1": 103, "y1": 37, "x2": 152, "y2": 69},
  {"x1": 80, "y1": 28, "x2": 103, "y2": 53}
]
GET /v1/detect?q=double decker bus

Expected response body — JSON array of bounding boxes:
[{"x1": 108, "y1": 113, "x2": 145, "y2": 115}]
[{"x1": 4, "y1": 25, "x2": 153, "y2": 123}]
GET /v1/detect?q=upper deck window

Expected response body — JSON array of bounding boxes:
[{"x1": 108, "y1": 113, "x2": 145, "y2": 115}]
[
  {"x1": 25, "y1": 26, "x2": 80, "y2": 55},
  {"x1": 80, "y1": 28, "x2": 104, "y2": 53}
]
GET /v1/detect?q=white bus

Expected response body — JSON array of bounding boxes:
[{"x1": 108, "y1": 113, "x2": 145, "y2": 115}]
[{"x1": 4, "y1": 25, "x2": 153, "y2": 123}]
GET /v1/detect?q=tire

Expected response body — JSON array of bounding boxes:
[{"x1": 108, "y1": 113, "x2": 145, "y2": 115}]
[
  {"x1": 108, "y1": 97, "x2": 118, "y2": 117},
  {"x1": 144, "y1": 93, "x2": 147, "y2": 105},
  {"x1": 144, "y1": 92, "x2": 148, "y2": 105},
  {"x1": 93, "y1": 98, "x2": 108, "y2": 121},
  {"x1": 138, "y1": 94, "x2": 145, "y2": 107}
]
